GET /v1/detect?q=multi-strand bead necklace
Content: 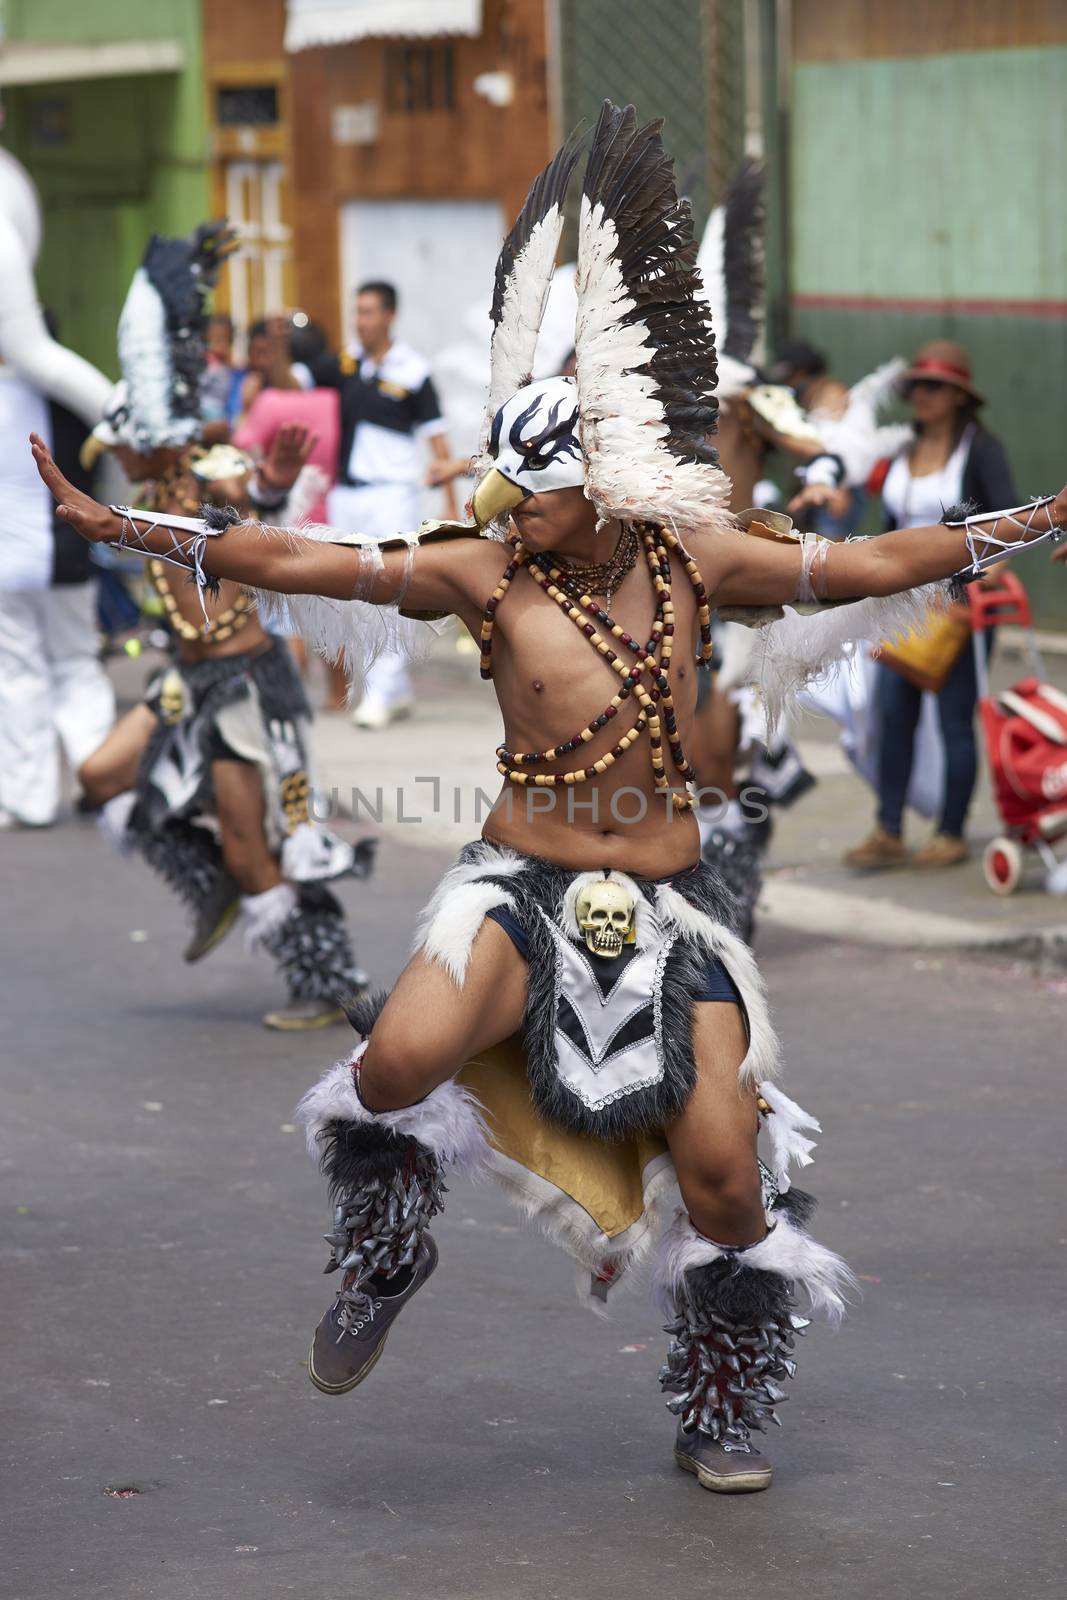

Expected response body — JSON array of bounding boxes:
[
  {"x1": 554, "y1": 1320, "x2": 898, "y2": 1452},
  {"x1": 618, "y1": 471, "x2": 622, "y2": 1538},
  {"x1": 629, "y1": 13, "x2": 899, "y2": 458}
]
[{"x1": 479, "y1": 523, "x2": 713, "y2": 811}]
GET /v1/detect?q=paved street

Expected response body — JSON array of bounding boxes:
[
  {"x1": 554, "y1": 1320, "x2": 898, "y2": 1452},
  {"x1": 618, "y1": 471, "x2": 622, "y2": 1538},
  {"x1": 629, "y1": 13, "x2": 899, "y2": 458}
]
[{"x1": 2, "y1": 739, "x2": 1064, "y2": 1599}]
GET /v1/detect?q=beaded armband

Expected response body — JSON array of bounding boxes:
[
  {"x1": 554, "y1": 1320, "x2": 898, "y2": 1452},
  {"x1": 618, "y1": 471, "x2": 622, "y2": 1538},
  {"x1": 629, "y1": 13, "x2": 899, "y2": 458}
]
[
  {"x1": 943, "y1": 496, "x2": 1061, "y2": 576},
  {"x1": 107, "y1": 504, "x2": 241, "y2": 626}
]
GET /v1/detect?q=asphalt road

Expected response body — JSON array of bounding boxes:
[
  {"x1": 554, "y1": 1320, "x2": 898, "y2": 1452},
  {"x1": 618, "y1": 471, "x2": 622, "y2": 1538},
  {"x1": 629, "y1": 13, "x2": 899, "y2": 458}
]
[{"x1": 2, "y1": 817, "x2": 1063, "y2": 1600}]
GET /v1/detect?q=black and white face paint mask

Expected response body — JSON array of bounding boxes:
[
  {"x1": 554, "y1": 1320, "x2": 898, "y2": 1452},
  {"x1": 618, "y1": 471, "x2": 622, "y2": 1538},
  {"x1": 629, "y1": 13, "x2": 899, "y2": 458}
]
[{"x1": 472, "y1": 376, "x2": 586, "y2": 527}]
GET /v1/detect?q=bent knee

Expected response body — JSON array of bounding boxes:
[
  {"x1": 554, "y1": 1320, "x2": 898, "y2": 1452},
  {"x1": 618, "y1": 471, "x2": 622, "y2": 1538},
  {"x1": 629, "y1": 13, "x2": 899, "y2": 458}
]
[
  {"x1": 78, "y1": 754, "x2": 119, "y2": 806},
  {"x1": 359, "y1": 1030, "x2": 457, "y2": 1112},
  {"x1": 682, "y1": 1161, "x2": 763, "y2": 1222}
]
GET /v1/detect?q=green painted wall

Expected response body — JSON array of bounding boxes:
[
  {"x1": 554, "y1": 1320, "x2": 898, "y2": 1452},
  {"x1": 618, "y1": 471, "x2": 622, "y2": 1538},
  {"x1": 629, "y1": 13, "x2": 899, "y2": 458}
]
[
  {"x1": 0, "y1": 0, "x2": 209, "y2": 377},
  {"x1": 791, "y1": 47, "x2": 1067, "y2": 301},
  {"x1": 788, "y1": 45, "x2": 1067, "y2": 626}
]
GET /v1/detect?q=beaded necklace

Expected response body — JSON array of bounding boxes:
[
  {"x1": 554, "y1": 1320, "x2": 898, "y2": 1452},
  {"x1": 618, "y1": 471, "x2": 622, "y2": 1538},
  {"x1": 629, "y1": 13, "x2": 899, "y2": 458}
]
[
  {"x1": 143, "y1": 452, "x2": 255, "y2": 645},
  {"x1": 148, "y1": 559, "x2": 256, "y2": 645},
  {"x1": 479, "y1": 523, "x2": 712, "y2": 811},
  {"x1": 554, "y1": 523, "x2": 639, "y2": 609}
]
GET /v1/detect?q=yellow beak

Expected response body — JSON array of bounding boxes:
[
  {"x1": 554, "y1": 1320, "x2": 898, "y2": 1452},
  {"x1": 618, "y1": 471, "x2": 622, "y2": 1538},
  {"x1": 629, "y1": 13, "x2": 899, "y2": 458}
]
[{"x1": 471, "y1": 468, "x2": 526, "y2": 529}]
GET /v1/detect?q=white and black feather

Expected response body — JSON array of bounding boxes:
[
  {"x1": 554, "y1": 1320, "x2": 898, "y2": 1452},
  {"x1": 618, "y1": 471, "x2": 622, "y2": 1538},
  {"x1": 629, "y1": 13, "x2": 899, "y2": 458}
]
[
  {"x1": 477, "y1": 129, "x2": 586, "y2": 473},
  {"x1": 574, "y1": 102, "x2": 732, "y2": 537},
  {"x1": 116, "y1": 220, "x2": 234, "y2": 452}
]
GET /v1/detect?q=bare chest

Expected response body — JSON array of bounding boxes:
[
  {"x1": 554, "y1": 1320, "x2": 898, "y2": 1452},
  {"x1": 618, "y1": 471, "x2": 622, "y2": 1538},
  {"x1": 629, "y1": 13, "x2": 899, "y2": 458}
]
[{"x1": 487, "y1": 557, "x2": 700, "y2": 744}]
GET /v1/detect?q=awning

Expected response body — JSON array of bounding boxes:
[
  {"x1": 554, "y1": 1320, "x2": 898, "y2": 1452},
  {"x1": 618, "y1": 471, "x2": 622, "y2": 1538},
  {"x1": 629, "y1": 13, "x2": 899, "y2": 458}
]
[
  {"x1": 285, "y1": 0, "x2": 483, "y2": 52},
  {"x1": 0, "y1": 38, "x2": 184, "y2": 88}
]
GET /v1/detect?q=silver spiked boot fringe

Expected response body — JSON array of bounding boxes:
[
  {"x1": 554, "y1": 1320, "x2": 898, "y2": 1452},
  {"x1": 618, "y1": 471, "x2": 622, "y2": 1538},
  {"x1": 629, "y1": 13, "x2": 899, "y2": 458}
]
[
  {"x1": 295, "y1": 1039, "x2": 490, "y2": 1329},
  {"x1": 320, "y1": 1121, "x2": 446, "y2": 1333},
  {"x1": 661, "y1": 1263, "x2": 808, "y2": 1449},
  {"x1": 136, "y1": 816, "x2": 231, "y2": 919},
  {"x1": 259, "y1": 882, "x2": 367, "y2": 1002},
  {"x1": 652, "y1": 1203, "x2": 856, "y2": 1454}
]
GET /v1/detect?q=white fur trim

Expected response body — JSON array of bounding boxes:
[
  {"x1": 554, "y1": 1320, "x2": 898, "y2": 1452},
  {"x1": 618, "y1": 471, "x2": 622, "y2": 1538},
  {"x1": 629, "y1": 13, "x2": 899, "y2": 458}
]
[
  {"x1": 650, "y1": 1210, "x2": 728, "y2": 1318},
  {"x1": 651, "y1": 1209, "x2": 856, "y2": 1325},
  {"x1": 744, "y1": 1214, "x2": 857, "y2": 1325},
  {"x1": 758, "y1": 1080, "x2": 821, "y2": 1193},
  {"x1": 412, "y1": 844, "x2": 528, "y2": 986},
  {"x1": 295, "y1": 1042, "x2": 490, "y2": 1177},
  {"x1": 418, "y1": 881, "x2": 517, "y2": 986},
  {"x1": 240, "y1": 883, "x2": 297, "y2": 951},
  {"x1": 483, "y1": 1142, "x2": 680, "y2": 1313},
  {"x1": 559, "y1": 869, "x2": 661, "y2": 950},
  {"x1": 96, "y1": 790, "x2": 138, "y2": 856},
  {"x1": 654, "y1": 883, "x2": 782, "y2": 1088}
]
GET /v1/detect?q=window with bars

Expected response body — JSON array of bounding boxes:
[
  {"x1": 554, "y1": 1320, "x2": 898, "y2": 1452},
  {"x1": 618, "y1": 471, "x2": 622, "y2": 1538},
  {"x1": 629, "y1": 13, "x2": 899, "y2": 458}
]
[{"x1": 384, "y1": 43, "x2": 456, "y2": 113}]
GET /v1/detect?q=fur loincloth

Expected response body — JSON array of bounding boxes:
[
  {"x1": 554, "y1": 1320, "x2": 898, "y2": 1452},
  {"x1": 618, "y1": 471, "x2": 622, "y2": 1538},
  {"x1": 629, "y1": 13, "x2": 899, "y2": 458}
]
[{"x1": 414, "y1": 839, "x2": 781, "y2": 1141}]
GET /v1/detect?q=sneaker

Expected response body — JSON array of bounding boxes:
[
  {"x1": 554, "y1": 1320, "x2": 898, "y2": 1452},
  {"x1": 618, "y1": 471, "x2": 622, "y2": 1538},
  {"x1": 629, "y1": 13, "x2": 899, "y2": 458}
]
[
  {"x1": 842, "y1": 826, "x2": 909, "y2": 870},
  {"x1": 674, "y1": 1425, "x2": 773, "y2": 1493},
  {"x1": 308, "y1": 1236, "x2": 438, "y2": 1395},
  {"x1": 912, "y1": 833, "x2": 969, "y2": 869},
  {"x1": 352, "y1": 697, "x2": 414, "y2": 731},
  {"x1": 183, "y1": 872, "x2": 241, "y2": 963},
  {"x1": 261, "y1": 997, "x2": 350, "y2": 1031}
]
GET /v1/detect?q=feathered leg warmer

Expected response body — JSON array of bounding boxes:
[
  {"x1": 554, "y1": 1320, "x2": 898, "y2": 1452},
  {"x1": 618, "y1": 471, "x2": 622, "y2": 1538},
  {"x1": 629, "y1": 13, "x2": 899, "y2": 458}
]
[
  {"x1": 652, "y1": 1196, "x2": 856, "y2": 1452},
  {"x1": 244, "y1": 881, "x2": 366, "y2": 1001},
  {"x1": 295, "y1": 1001, "x2": 488, "y2": 1329},
  {"x1": 135, "y1": 817, "x2": 230, "y2": 919}
]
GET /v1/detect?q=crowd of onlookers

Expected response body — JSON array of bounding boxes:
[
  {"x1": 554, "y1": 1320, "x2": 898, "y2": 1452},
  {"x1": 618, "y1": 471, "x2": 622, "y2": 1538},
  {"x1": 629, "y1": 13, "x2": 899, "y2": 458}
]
[{"x1": 3, "y1": 289, "x2": 1060, "y2": 880}]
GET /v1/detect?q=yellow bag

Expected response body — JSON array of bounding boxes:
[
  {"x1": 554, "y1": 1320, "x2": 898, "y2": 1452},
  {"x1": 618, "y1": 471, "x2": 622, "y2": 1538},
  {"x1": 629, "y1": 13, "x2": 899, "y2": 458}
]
[{"x1": 872, "y1": 603, "x2": 971, "y2": 694}]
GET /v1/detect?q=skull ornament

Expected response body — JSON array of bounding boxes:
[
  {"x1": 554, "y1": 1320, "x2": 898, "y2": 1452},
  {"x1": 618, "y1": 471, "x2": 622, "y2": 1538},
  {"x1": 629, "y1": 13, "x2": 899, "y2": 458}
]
[
  {"x1": 575, "y1": 877, "x2": 636, "y2": 959},
  {"x1": 158, "y1": 667, "x2": 187, "y2": 726}
]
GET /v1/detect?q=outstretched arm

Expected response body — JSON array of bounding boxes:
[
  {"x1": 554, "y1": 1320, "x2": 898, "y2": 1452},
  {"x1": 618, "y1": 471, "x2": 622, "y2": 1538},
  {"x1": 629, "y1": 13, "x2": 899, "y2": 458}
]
[
  {"x1": 29, "y1": 433, "x2": 466, "y2": 613},
  {"x1": 705, "y1": 489, "x2": 1067, "y2": 610}
]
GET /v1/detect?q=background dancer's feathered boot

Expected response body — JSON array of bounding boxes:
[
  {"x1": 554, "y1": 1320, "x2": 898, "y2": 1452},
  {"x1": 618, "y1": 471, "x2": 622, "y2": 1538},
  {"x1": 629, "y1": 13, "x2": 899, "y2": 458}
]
[
  {"x1": 134, "y1": 815, "x2": 241, "y2": 963},
  {"x1": 652, "y1": 1198, "x2": 855, "y2": 1493},
  {"x1": 295, "y1": 1027, "x2": 488, "y2": 1394},
  {"x1": 242, "y1": 881, "x2": 369, "y2": 1031}
]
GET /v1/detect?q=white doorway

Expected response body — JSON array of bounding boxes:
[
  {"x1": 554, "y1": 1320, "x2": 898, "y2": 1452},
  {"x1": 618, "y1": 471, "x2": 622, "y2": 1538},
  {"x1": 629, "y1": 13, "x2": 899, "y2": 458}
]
[{"x1": 337, "y1": 198, "x2": 504, "y2": 361}]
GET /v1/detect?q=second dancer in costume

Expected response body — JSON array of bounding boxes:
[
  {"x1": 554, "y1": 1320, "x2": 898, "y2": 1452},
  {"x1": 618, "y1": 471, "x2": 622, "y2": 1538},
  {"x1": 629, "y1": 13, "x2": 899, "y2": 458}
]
[{"x1": 78, "y1": 226, "x2": 373, "y2": 1029}]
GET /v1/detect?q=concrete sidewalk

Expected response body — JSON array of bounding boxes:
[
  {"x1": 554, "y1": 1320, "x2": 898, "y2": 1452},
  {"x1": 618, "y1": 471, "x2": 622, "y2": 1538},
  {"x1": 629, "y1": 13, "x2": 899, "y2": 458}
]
[{"x1": 309, "y1": 629, "x2": 1067, "y2": 969}]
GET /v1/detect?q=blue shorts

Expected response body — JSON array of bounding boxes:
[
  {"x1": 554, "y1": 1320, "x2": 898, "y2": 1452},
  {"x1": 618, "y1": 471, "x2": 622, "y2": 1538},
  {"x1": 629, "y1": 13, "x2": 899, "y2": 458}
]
[{"x1": 486, "y1": 904, "x2": 742, "y2": 1004}]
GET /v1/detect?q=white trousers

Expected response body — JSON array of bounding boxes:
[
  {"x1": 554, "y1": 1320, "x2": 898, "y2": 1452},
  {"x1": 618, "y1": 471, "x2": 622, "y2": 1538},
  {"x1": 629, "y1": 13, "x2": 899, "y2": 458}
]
[
  {"x1": 0, "y1": 583, "x2": 116, "y2": 824},
  {"x1": 327, "y1": 482, "x2": 421, "y2": 708}
]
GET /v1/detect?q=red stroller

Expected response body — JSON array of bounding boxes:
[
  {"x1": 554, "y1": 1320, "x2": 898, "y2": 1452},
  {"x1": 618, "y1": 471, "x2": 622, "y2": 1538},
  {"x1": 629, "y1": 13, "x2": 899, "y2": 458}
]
[{"x1": 969, "y1": 572, "x2": 1067, "y2": 895}]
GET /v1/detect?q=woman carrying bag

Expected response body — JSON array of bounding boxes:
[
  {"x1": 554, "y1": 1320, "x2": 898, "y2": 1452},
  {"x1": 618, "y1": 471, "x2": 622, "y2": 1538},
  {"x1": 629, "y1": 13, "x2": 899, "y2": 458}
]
[{"x1": 843, "y1": 340, "x2": 1017, "y2": 870}]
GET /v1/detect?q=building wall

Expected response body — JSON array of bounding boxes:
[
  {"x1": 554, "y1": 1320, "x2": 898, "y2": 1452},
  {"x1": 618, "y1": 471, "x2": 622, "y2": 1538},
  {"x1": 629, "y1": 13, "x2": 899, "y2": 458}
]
[
  {"x1": 0, "y1": 0, "x2": 209, "y2": 377},
  {"x1": 200, "y1": 0, "x2": 550, "y2": 349},
  {"x1": 787, "y1": 1, "x2": 1067, "y2": 623},
  {"x1": 286, "y1": 0, "x2": 551, "y2": 347}
]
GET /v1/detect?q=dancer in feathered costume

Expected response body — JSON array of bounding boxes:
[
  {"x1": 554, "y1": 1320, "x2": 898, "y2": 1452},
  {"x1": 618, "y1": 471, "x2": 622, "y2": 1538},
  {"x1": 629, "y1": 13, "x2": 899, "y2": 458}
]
[
  {"x1": 77, "y1": 224, "x2": 373, "y2": 1030},
  {"x1": 32, "y1": 106, "x2": 1067, "y2": 1492}
]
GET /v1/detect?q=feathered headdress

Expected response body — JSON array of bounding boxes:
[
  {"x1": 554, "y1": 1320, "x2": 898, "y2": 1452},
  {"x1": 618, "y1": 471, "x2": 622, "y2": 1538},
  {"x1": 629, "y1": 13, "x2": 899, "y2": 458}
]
[
  {"x1": 697, "y1": 156, "x2": 765, "y2": 400},
  {"x1": 472, "y1": 102, "x2": 731, "y2": 540},
  {"x1": 85, "y1": 221, "x2": 236, "y2": 463}
]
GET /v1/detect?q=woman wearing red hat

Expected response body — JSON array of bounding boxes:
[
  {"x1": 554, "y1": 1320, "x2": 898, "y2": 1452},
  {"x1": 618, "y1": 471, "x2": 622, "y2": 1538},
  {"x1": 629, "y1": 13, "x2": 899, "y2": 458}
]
[{"x1": 845, "y1": 340, "x2": 1017, "y2": 870}]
